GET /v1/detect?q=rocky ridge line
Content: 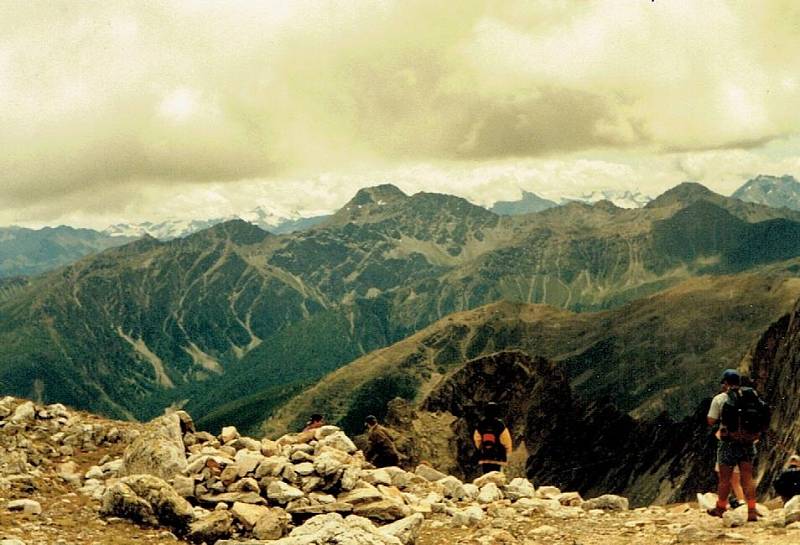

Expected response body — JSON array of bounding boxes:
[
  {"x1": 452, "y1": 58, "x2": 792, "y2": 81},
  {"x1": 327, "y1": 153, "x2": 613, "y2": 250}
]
[{"x1": 3, "y1": 396, "x2": 800, "y2": 545}]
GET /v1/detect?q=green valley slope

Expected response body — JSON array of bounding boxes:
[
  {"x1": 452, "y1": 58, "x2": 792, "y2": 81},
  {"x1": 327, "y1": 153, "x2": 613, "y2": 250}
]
[{"x1": 263, "y1": 268, "x2": 800, "y2": 436}]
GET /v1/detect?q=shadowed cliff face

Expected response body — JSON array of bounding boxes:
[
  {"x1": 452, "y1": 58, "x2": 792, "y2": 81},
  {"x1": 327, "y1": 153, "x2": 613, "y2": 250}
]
[
  {"x1": 405, "y1": 350, "x2": 719, "y2": 507},
  {"x1": 749, "y1": 302, "x2": 800, "y2": 494}
]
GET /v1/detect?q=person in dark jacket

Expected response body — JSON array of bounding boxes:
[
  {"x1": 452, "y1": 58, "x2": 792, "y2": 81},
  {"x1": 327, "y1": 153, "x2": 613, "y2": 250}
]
[
  {"x1": 774, "y1": 454, "x2": 800, "y2": 503},
  {"x1": 364, "y1": 415, "x2": 400, "y2": 468},
  {"x1": 473, "y1": 402, "x2": 512, "y2": 474}
]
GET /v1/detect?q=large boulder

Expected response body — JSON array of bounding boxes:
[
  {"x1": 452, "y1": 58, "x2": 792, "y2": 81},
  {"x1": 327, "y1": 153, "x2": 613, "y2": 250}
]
[
  {"x1": 581, "y1": 494, "x2": 629, "y2": 512},
  {"x1": 477, "y1": 483, "x2": 503, "y2": 504},
  {"x1": 317, "y1": 432, "x2": 357, "y2": 454},
  {"x1": 7, "y1": 499, "x2": 42, "y2": 515},
  {"x1": 261, "y1": 513, "x2": 401, "y2": 545},
  {"x1": 252, "y1": 507, "x2": 291, "y2": 540},
  {"x1": 267, "y1": 481, "x2": 305, "y2": 504},
  {"x1": 504, "y1": 477, "x2": 535, "y2": 500},
  {"x1": 186, "y1": 510, "x2": 233, "y2": 543},
  {"x1": 9, "y1": 401, "x2": 35, "y2": 424},
  {"x1": 378, "y1": 513, "x2": 424, "y2": 545},
  {"x1": 121, "y1": 413, "x2": 188, "y2": 480},
  {"x1": 785, "y1": 495, "x2": 800, "y2": 525},
  {"x1": 230, "y1": 502, "x2": 271, "y2": 529},
  {"x1": 100, "y1": 474, "x2": 194, "y2": 532},
  {"x1": 415, "y1": 464, "x2": 447, "y2": 482}
]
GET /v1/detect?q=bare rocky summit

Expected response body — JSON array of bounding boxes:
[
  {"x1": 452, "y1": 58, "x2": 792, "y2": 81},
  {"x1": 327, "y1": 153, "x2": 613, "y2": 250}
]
[{"x1": 3, "y1": 396, "x2": 800, "y2": 545}]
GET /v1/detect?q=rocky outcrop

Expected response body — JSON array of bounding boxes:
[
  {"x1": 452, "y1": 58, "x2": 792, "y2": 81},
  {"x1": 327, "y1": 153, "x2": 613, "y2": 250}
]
[
  {"x1": 749, "y1": 299, "x2": 800, "y2": 493},
  {"x1": 100, "y1": 474, "x2": 194, "y2": 531},
  {"x1": 409, "y1": 351, "x2": 718, "y2": 506},
  {"x1": 120, "y1": 411, "x2": 190, "y2": 480}
]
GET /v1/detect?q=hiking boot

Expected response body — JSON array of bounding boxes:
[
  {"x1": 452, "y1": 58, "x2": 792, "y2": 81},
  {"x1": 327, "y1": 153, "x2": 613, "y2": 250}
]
[
  {"x1": 707, "y1": 506, "x2": 726, "y2": 518},
  {"x1": 747, "y1": 509, "x2": 758, "y2": 522}
]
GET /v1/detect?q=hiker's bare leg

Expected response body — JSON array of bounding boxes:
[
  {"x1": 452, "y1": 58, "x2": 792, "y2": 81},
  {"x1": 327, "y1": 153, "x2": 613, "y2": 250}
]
[
  {"x1": 717, "y1": 464, "x2": 734, "y2": 509},
  {"x1": 739, "y1": 462, "x2": 756, "y2": 506},
  {"x1": 731, "y1": 470, "x2": 745, "y2": 502}
]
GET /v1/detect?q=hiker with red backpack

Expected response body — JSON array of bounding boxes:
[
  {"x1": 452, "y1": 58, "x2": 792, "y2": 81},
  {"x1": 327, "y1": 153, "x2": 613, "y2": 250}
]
[
  {"x1": 706, "y1": 369, "x2": 770, "y2": 521},
  {"x1": 473, "y1": 402, "x2": 512, "y2": 474}
]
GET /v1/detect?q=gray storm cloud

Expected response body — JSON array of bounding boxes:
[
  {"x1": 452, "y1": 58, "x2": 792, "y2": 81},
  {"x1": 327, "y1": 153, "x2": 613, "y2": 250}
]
[{"x1": 1, "y1": 0, "x2": 800, "y2": 224}]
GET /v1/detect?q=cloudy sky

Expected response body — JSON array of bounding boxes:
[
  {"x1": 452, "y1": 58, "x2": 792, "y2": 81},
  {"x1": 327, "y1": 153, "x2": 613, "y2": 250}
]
[{"x1": 2, "y1": 0, "x2": 800, "y2": 228}]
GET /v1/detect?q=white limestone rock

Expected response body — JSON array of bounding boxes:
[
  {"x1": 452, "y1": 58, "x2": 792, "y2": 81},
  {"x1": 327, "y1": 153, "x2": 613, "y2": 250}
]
[
  {"x1": 723, "y1": 505, "x2": 748, "y2": 528},
  {"x1": 294, "y1": 462, "x2": 315, "y2": 476},
  {"x1": 9, "y1": 401, "x2": 35, "y2": 424},
  {"x1": 378, "y1": 513, "x2": 424, "y2": 545},
  {"x1": 121, "y1": 413, "x2": 187, "y2": 480},
  {"x1": 100, "y1": 474, "x2": 194, "y2": 531},
  {"x1": 415, "y1": 464, "x2": 448, "y2": 482},
  {"x1": 230, "y1": 502, "x2": 271, "y2": 529},
  {"x1": 313, "y1": 452, "x2": 344, "y2": 477},
  {"x1": 477, "y1": 483, "x2": 503, "y2": 504},
  {"x1": 504, "y1": 477, "x2": 535, "y2": 500},
  {"x1": 220, "y1": 426, "x2": 240, "y2": 444},
  {"x1": 437, "y1": 475, "x2": 467, "y2": 501},
  {"x1": 316, "y1": 431, "x2": 357, "y2": 454},
  {"x1": 267, "y1": 481, "x2": 305, "y2": 504},
  {"x1": 785, "y1": 495, "x2": 800, "y2": 525},
  {"x1": 535, "y1": 485, "x2": 562, "y2": 499},
  {"x1": 581, "y1": 494, "x2": 629, "y2": 511},
  {"x1": 473, "y1": 471, "x2": 506, "y2": 488},
  {"x1": 235, "y1": 449, "x2": 266, "y2": 476},
  {"x1": 450, "y1": 505, "x2": 484, "y2": 527},
  {"x1": 7, "y1": 499, "x2": 42, "y2": 515},
  {"x1": 362, "y1": 469, "x2": 393, "y2": 486},
  {"x1": 314, "y1": 425, "x2": 343, "y2": 440}
]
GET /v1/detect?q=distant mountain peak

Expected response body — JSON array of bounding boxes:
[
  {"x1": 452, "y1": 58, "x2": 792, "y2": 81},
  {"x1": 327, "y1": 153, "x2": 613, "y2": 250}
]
[
  {"x1": 564, "y1": 189, "x2": 652, "y2": 209},
  {"x1": 490, "y1": 190, "x2": 557, "y2": 216},
  {"x1": 732, "y1": 174, "x2": 800, "y2": 211},
  {"x1": 188, "y1": 219, "x2": 270, "y2": 245},
  {"x1": 646, "y1": 182, "x2": 715, "y2": 208},
  {"x1": 593, "y1": 199, "x2": 622, "y2": 212},
  {"x1": 346, "y1": 184, "x2": 408, "y2": 208}
]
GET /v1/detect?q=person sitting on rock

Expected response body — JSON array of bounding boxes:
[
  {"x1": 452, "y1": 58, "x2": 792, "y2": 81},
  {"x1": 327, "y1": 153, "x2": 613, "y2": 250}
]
[
  {"x1": 706, "y1": 369, "x2": 761, "y2": 521},
  {"x1": 364, "y1": 415, "x2": 400, "y2": 468},
  {"x1": 302, "y1": 413, "x2": 325, "y2": 433},
  {"x1": 473, "y1": 402, "x2": 512, "y2": 475},
  {"x1": 774, "y1": 454, "x2": 800, "y2": 503}
]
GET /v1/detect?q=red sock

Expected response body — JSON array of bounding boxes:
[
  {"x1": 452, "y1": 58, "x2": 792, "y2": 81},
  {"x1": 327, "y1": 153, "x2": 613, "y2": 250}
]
[
  {"x1": 717, "y1": 499, "x2": 727, "y2": 509},
  {"x1": 747, "y1": 499, "x2": 756, "y2": 509}
]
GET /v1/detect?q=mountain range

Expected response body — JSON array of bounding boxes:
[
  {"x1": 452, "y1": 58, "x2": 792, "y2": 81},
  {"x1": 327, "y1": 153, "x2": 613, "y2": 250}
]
[
  {"x1": 2, "y1": 181, "x2": 800, "y2": 438},
  {"x1": 5, "y1": 175, "x2": 797, "y2": 282},
  {"x1": 103, "y1": 207, "x2": 330, "y2": 240},
  {"x1": 0, "y1": 225, "x2": 134, "y2": 278}
]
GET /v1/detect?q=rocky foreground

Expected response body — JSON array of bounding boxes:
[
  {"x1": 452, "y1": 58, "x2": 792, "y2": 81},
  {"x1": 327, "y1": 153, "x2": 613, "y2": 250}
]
[{"x1": 2, "y1": 397, "x2": 800, "y2": 545}]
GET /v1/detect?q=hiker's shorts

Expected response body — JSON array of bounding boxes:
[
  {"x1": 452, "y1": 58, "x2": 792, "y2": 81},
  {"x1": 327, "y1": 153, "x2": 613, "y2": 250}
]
[{"x1": 717, "y1": 440, "x2": 756, "y2": 467}]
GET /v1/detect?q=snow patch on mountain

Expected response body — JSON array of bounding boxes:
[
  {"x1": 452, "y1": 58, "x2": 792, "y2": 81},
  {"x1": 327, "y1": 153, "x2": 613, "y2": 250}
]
[
  {"x1": 564, "y1": 189, "x2": 653, "y2": 209},
  {"x1": 104, "y1": 206, "x2": 331, "y2": 240}
]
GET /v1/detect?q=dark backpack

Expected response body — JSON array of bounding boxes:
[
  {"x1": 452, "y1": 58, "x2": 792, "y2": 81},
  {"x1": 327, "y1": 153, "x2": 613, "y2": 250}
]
[
  {"x1": 477, "y1": 418, "x2": 507, "y2": 461},
  {"x1": 720, "y1": 386, "x2": 770, "y2": 442},
  {"x1": 481, "y1": 432, "x2": 497, "y2": 450}
]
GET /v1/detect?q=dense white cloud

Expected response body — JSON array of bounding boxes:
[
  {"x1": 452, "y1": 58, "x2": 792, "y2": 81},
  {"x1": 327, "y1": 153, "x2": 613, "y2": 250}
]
[{"x1": 1, "y1": 0, "x2": 799, "y2": 227}]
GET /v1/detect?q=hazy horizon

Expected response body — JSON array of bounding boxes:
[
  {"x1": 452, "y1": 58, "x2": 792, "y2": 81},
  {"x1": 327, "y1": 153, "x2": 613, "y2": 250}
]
[{"x1": 3, "y1": 0, "x2": 800, "y2": 229}]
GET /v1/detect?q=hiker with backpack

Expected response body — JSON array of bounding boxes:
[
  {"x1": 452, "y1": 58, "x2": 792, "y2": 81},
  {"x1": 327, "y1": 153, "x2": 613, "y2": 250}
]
[
  {"x1": 473, "y1": 402, "x2": 512, "y2": 474},
  {"x1": 706, "y1": 369, "x2": 770, "y2": 521}
]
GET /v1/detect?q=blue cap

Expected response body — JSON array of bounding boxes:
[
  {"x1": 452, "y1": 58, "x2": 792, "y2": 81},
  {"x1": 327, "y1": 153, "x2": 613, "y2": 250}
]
[{"x1": 720, "y1": 369, "x2": 741, "y2": 385}]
